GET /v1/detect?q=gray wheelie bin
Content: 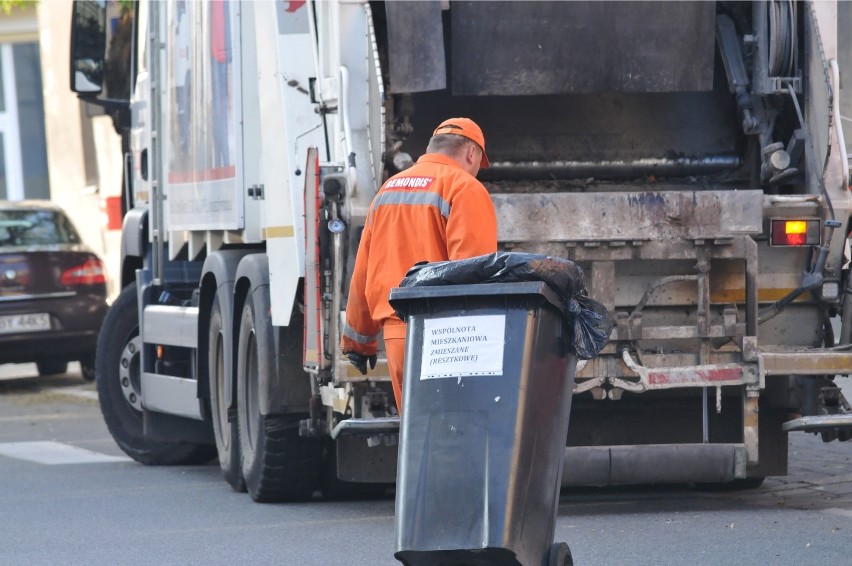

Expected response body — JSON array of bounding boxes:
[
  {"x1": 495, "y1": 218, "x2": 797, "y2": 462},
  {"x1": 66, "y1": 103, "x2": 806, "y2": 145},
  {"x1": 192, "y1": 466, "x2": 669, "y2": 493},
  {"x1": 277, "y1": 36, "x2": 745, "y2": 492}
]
[{"x1": 389, "y1": 281, "x2": 576, "y2": 566}]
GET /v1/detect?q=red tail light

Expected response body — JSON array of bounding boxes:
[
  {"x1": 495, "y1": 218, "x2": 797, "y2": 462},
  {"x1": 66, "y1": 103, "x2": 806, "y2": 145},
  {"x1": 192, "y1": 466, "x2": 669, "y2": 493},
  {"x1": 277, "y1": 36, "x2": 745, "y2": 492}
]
[
  {"x1": 61, "y1": 258, "x2": 106, "y2": 286},
  {"x1": 769, "y1": 219, "x2": 820, "y2": 247}
]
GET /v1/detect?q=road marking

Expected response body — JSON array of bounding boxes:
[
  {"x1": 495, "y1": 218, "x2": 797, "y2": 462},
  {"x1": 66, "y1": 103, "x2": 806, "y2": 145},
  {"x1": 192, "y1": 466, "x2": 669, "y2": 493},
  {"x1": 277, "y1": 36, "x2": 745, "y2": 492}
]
[{"x1": 0, "y1": 441, "x2": 130, "y2": 464}]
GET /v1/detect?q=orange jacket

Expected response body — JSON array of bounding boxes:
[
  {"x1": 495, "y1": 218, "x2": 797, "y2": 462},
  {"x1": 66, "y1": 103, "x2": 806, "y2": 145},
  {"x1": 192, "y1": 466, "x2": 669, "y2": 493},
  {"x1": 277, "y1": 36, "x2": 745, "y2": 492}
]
[{"x1": 341, "y1": 153, "x2": 498, "y2": 355}]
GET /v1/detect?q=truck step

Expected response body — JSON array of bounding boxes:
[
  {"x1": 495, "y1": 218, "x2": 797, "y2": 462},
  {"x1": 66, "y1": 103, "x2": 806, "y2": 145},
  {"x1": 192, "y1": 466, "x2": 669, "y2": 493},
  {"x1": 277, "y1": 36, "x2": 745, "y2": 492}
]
[
  {"x1": 330, "y1": 416, "x2": 400, "y2": 440},
  {"x1": 782, "y1": 414, "x2": 852, "y2": 432}
]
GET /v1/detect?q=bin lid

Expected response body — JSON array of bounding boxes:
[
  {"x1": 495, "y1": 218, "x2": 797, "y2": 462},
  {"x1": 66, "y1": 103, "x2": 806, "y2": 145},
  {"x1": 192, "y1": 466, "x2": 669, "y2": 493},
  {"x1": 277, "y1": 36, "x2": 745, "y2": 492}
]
[{"x1": 389, "y1": 281, "x2": 563, "y2": 319}]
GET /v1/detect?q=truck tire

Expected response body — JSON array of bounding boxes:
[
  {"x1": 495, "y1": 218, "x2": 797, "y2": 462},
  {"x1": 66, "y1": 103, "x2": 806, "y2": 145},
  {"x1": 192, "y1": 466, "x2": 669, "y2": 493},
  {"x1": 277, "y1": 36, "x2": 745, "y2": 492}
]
[
  {"x1": 208, "y1": 295, "x2": 246, "y2": 492},
  {"x1": 236, "y1": 288, "x2": 322, "y2": 502},
  {"x1": 96, "y1": 283, "x2": 215, "y2": 465}
]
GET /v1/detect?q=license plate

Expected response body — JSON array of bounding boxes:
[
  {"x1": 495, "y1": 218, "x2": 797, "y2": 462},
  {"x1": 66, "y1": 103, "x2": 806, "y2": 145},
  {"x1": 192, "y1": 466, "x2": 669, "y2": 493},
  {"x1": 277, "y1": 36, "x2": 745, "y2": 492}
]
[{"x1": 0, "y1": 313, "x2": 51, "y2": 334}]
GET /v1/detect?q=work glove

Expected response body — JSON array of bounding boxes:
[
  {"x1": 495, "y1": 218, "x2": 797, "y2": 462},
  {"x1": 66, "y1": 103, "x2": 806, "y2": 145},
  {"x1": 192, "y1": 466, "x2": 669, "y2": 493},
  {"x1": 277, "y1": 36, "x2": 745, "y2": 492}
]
[{"x1": 346, "y1": 351, "x2": 377, "y2": 375}]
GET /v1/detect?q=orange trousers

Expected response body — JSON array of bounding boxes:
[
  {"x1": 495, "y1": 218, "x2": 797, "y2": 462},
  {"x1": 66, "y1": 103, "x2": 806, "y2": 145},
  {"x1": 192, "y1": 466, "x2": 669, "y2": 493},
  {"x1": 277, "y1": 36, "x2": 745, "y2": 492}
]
[{"x1": 385, "y1": 336, "x2": 406, "y2": 416}]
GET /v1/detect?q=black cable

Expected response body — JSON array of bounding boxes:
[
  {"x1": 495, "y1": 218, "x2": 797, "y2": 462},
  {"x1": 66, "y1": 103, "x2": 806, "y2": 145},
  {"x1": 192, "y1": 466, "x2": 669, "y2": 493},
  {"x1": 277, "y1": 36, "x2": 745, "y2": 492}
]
[{"x1": 786, "y1": 84, "x2": 836, "y2": 222}]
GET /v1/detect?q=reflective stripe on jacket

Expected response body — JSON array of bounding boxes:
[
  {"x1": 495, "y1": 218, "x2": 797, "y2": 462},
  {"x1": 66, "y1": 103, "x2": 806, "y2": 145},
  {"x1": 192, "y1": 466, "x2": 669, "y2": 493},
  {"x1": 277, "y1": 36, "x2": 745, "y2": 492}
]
[{"x1": 341, "y1": 153, "x2": 498, "y2": 355}]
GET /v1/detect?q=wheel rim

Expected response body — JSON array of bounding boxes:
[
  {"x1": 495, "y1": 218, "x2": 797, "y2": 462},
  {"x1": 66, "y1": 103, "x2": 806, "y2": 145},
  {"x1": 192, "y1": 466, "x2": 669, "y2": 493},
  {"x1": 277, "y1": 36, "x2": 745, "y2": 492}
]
[
  {"x1": 119, "y1": 336, "x2": 143, "y2": 412},
  {"x1": 244, "y1": 328, "x2": 258, "y2": 451},
  {"x1": 213, "y1": 329, "x2": 230, "y2": 451}
]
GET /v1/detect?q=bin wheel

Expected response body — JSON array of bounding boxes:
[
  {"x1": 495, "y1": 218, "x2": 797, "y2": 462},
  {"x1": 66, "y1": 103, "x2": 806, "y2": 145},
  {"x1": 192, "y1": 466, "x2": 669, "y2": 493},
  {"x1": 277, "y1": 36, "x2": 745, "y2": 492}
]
[{"x1": 548, "y1": 542, "x2": 573, "y2": 566}]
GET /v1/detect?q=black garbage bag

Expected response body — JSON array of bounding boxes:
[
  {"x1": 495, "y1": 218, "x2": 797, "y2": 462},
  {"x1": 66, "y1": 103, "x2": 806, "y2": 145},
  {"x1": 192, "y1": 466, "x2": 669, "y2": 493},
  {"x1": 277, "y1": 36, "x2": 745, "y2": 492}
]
[
  {"x1": 398, "y1": 252, "x2": 612, "y2": 359},
  {"x1": 566, "y1": 293, "x2": 612, "y2": 360}
]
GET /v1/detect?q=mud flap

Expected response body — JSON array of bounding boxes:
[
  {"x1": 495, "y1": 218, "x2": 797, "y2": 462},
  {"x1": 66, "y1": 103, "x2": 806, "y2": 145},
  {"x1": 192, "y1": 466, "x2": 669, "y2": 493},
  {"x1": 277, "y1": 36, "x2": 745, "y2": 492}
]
[{"x1": 336, "y1": 435, "x2": 398, "y2": 483}]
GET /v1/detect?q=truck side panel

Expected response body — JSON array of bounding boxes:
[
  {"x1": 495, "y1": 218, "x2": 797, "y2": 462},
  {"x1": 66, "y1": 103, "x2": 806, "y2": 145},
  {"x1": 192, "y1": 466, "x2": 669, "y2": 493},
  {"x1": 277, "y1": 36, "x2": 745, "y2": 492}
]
[{"x1": 163, "y1": 0, "x2": 243, "y2": 235}]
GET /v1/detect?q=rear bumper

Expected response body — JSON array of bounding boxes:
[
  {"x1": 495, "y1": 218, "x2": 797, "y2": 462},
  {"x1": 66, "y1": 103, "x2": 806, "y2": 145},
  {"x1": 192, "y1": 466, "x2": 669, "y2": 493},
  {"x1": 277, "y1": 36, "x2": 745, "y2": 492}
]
[
  {"x1": 0, "y1": 292, "x2": 106, "y2": 363},
  {"x1": 759, "y1": 349, "x2": 852, "y2": 376},
  {"x1": 577, "y1": 347, "x2": 852, "y2": 396},
  {"x1": 0, "y1": 329, "x2": 101, "y2": 363}
]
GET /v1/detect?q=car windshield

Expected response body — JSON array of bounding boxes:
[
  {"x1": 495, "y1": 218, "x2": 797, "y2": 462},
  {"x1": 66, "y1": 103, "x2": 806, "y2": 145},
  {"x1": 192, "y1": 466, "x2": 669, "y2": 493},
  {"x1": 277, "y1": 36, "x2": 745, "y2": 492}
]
[{"x1": 0, "y1": 209, "x2": 82, "y2": 247}]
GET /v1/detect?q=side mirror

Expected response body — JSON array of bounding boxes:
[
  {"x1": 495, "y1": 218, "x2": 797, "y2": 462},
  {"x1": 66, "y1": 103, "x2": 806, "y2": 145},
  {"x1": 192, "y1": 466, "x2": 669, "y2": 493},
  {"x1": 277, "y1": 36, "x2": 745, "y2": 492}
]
[
  {"x1": 70, "y1": 0, "x2": 133, "y2": 102},
  {"x1": 70, "y1": 0, "x2": 107, "y2": 94}
]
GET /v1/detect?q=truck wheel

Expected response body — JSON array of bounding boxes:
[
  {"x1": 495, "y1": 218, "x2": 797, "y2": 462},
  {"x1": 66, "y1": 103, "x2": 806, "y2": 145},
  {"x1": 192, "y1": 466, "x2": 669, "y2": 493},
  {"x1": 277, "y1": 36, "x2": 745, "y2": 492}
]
[
  {"x1": 548, "y1": 542, "x2": 573, "y2": 566},
  {"x1": 97, "y1": 283, "x2": 215, "y2": 465},
  {"x1": 208, "y1": 295, "x2": 246, "y2": 492},
  {"x1": 236, "y1": 289, "x2": 322, "y2": 502}
]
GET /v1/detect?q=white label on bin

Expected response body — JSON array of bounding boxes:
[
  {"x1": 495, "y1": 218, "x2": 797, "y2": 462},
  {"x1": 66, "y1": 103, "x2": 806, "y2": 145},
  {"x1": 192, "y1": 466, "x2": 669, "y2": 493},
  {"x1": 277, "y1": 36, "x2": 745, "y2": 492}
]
[{"x1": 419, "y1": 315, "x2": 505, "y2": 379}]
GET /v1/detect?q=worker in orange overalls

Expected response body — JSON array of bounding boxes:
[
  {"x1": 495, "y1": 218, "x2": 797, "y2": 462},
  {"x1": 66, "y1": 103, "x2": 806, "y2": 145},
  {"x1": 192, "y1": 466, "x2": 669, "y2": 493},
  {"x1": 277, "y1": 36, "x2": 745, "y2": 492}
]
[{"x1": 341, "y1": 117, "x2": 498, "y2": 413}]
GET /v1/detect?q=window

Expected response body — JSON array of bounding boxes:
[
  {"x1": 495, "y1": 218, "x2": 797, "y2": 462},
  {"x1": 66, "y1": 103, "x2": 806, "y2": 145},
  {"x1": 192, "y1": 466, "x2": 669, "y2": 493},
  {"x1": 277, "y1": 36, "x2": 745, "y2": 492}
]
[{"x1": 0, "y1": 209, "x2": 81, "y2": 247}]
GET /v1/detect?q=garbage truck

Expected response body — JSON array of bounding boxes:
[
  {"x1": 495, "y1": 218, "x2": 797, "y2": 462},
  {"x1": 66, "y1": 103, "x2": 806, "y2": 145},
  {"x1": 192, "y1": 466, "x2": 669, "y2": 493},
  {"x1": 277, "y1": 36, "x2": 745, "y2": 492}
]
[{"x1": 70, "y1": 0, "x2": 852, "y2": 501}]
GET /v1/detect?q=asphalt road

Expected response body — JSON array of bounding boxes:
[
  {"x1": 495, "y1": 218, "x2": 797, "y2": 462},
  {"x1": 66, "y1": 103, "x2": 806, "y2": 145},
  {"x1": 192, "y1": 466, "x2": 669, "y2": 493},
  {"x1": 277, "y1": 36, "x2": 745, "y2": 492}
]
[{"x1": 0, "y1": 364, "x2": 850, "y2": 565}]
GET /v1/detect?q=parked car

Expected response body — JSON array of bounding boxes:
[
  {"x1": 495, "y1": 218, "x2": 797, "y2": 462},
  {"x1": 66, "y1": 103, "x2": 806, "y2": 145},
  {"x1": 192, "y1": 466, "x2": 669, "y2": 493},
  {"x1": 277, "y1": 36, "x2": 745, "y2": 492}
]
[{"x1": 0, "y1": 200, "x2": 108, "y2": 380}]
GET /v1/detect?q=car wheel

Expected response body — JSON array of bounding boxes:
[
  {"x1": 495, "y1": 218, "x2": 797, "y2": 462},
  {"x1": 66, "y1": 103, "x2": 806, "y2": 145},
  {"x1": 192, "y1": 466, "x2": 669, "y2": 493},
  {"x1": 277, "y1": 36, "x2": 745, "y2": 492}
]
[
  {"x1": 79, "y1": 353, "x2": 96, "y2": 381},
  {"x1": 236, "y1": 287, "x2": 322, "y2": 502},
  {"x1": 209, "y1": 294, "x2": 246, "y2": 492},
  {"x1": 36, "y1": 360, "x2": 68, "y2": 376},
  {"x1": 96, "y1": 283, "x2": 215, "y2": 465}
]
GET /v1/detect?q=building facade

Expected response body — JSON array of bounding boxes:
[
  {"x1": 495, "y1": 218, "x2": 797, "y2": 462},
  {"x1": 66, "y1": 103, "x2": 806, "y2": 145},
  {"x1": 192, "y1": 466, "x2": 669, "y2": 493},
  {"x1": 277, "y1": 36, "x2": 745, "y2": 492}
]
[{"x1": 0, "y1": 2, "x2": 49, "y2": 201}]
